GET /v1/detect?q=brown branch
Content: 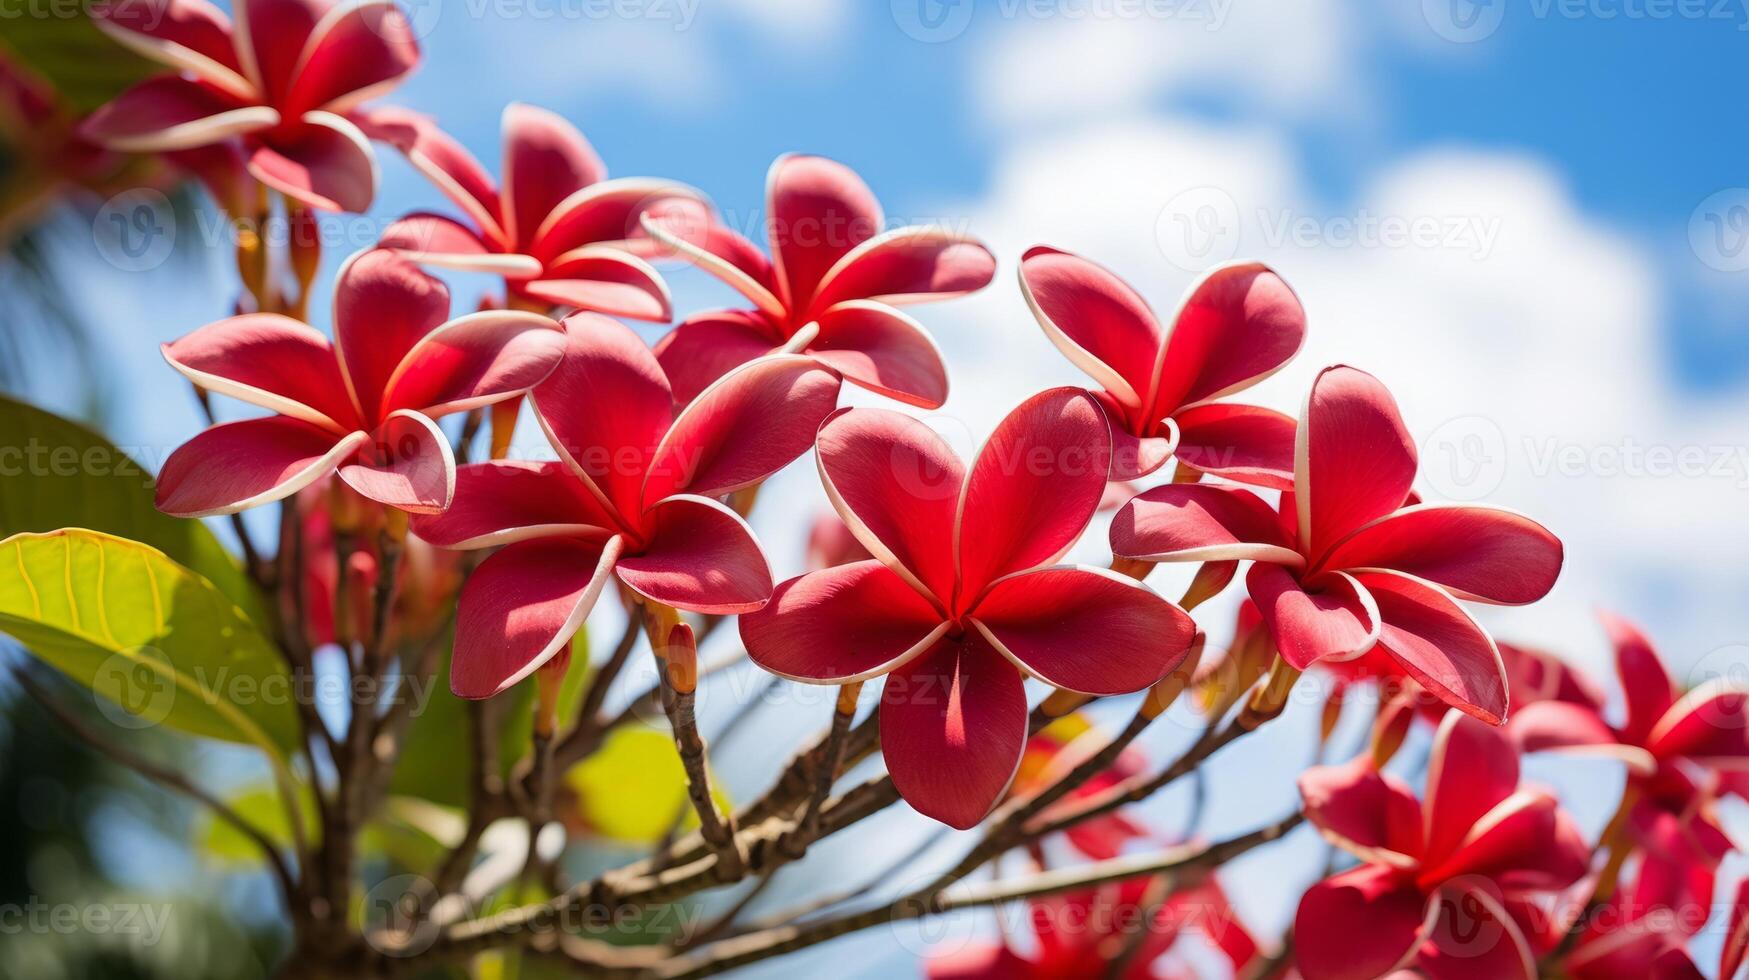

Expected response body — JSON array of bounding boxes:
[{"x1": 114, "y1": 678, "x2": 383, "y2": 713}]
[
  {"x1": 654, "y1": 617, "x2": 743, "y2": 878},
  {"x1": 777, "y1": 682, "x2": 862, "y2": 859}
]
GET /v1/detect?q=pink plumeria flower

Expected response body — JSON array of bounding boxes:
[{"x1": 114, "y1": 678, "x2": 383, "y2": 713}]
[
  {"x1": 1511, "y1": 611, "x2": 1748, "y2": 852},
  {"x1": 82, "y1": 0, "x2": 420, "y2": 213},
  {"x1": 643, "y1": 153, "x2": 997, "y2": 407},
  {"x1": 1110, "y1": 365, "x2": 1563, "y2": 724},
  {"x1": 155, "y1": 249, "x2": 563, "y2": 517},
  {"x1": 1019, "y1": 246, "x2": 1307, "y2": 482},
  {"x1": 1295, "y1": 711, "x2": 1590, "y2": 980},
  {"x1": 411, "y1": 314, "x2": 842, "y2": 699},
  {"x1": 371, "y1": 103, "x2": 698, "y2": 321},
  {"x1": 740, "y1": 388, "x2": 1195, "y2": 828}
]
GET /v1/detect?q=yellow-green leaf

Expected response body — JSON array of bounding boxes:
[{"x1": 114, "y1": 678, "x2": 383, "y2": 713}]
[
  {"x1": 198, "y1": 783, "x2": 317, "y2": 864},
  {"x1": 563, "y1": 724, "x2": 730, "y2": 845},
  {"x1": 0, "y1": 529, "x2": 299, "y2": 754}
]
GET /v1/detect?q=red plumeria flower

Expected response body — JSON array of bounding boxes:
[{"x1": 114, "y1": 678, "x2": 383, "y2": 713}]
[
  {"x1": 1295, "y1": 711, "x2": 1590, "y2": 980},
  {"x1": 412, "y1": 314, "x2": 842, "y2": 698},
  {"x1": 156, "y1": 249, "x2": 563, "y2": 517},
  {"x1": 643, "y1": 153, "x2": 997, "y2": 407},
  {"x1": 1111, "y1": 364, "x2": 1563, "y2": 724},
  {"x1": 371, "y1": 103, "x2": 696, "y2": 321},
  {"x1": 740, "y1": 387, "x2": 1195, "y2": 828},
  {"x1": 1012, "y1": 713, "x2": 1148, "y2": 860},
  {"x1": 928, "y1": 876, "x2": 1258, "y2": 980},
  {"x1": 1322, "y1": 641, "x2": 1605, "y2": 728},
  {"x1": 82, "y1": 0, "x2": 419, "y2": 213},
  {"x1": 1511, "y1": 611, "x2": 1747, "y2": 852},
  {"x1": 1554, "y1": 811, "x2": 1717, "y2": 980},
  {"x1": 1019, "y1": 246, "x2": 1306, "y2": 482}
]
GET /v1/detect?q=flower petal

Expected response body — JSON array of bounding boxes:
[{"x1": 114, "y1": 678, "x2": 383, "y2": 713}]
[
  {"x1": 530, "y1": 314, "x2": 670, "y2": 519},
  {"x1": 740, "y1": 560, "x2": 948, "y2": 683},
  {"x1": 766, "y1": 153, "x2": 883, "y2": 311},
  {"x1": 1721, "y1": 878, "x2": 1749, "y2": 980},
  {"x1": 956, "y1": 387, "x2": 1111, "y2": 609},
  {"x1": 809, "y1": 227, "x2": 996, "y2": 312},
  {"x1": 1423, "y1": 791, "x2": 1588, "y2": 891},
  {"x1": 1246, "y1": 563, "x2": 1379, "y2": 670},
  {"x1": 410, "y1": 460, "x2": 617, "y2": 549},
  {"x1": 161, "y1": 313, "x2": 356, "y2": 431},
  {"x1": 1645, "y1": 679, "x2": 1749, "y2": 766},
  {"x1": 653, "y1": 310, "x2": 782, "y2": 407},
  {"x1": 1152, "y1": 262, "x2": 1306, "y2": 413},
  {"x1": 247, "y1": 111, "x2": 378, "y2": 213},
  {"x1": 815, "y1": 406, "x2": 962, "y2": 608},
  {"x1": 531, "y1": 177, "x2": 706, "y2": 262},
  {"x1": 234, "y1": 0, "x2": 325, "y2": 103},
  {"x1": 80, "y1": 76, "x2": 274, "y2": 153},
  {"x1": 971, "y1": 565, "x2": 1193, "y2": 695},
  {"x1": 520, "y1": 246, "x2": 671, "y2": 322},
  {"x1": 1418, "y1": 882, "x2": 1536, "y2": 980},
  {"x1": 1510, "y1": 700, "x2": 1653, "y2": 772},
  {"x1": 91, "y1": 0, "x2": 251, "y2": 99},
  {"x1": 156, "y1": 417, "x2": 362, "y2": 517},
  {"x1": 1604, "y1": 610, "x2": 1677, "y2": 746},
  {"x1": 1321, "y1": 505, "x2": 1563, "y2": 605},
  {"x1": 382, "y1": 310, "x2": 566, "y2": 418},
  {"x1": 880, "y1": 632, "x2": 1027, "y2": 829},
  {"x1": 1422, "y1": 710, "x2": 1522, "y2": 868},
  {"x1": 1296, "y1": 365, "x2": 1418, "y2": 561},
  {"x1": 380, "y1": 212, "x2": 540, "y2": 277},
  {"x1": 450, "y1": 536, "x2": 621, "y2": 698},
  {"x1": 809, "y1": 300, "x2": 949, "y2": 409},
  {"x1": 282, "y1": 0, "x2": 417, "y2": 116},
  {"x1": 501, "y1": 102, "x2": 605, "y2": 249},
  {"x1": 336, "y1": 410, "x2": 454, "y2": 514},
  {"x1": 1294, "y1": 864, "x2": 1431, "y2": 980},
  {"x1": 614, "y1": 495, "x2": 771, "y2": 614},
  {"x1": 1172, "y1": 402, "x2": 1296, "y2": 491},
  {"x1": 333, "y1": 248, "x2": 450, "y2": 423},
  {"x1": 641, "y1": 206, "x2": 785, "y2": 319},
  {"x1": 1359, "y1": 571, "x2": 1510, "y2": 726},
  {"x1": 1018, "y1": 245, "x2": 1161, "y2": 409},
  {"x1": 1110, "y1": 482, "x2": 1301, "y2": 565},
  {"x1": 362, "y1": 106, "x2": 504, "y2": 243},
  {"x1": 1298, "y1": 756, "x2": 1424, "y2": 866},
  {"x1": 642, "y1": 354, "x2": 841, "y2": 505}
]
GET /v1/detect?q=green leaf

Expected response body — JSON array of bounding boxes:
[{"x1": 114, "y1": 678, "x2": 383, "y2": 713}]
[
  {"x1": 198, "y1": 783, "x2": 317, "y2": 865},
  {"x1": 0, "y1": 12, "x2": 157, "y2": 113},
  {"x1": 563, "y1": 723, "x2": 730, "y2": 845},
  {"x1": 0, "y1": 529, "x2": 299, "y2": 754},
  {"x1": 0, "y1": 394, "x2": 268, "y2": 625}
]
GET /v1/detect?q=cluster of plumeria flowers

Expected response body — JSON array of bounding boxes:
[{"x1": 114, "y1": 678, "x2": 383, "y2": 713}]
[{"x1": 65, "y1": 2, "x2": 1749, "y2": 978}]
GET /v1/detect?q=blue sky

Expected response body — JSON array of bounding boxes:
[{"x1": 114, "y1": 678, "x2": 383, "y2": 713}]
[{"x1": 29, "y1": 0, "x2": 1749, "y2": 974}]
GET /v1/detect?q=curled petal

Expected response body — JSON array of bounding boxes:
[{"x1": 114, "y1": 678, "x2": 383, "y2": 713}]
[
  {"x1": 816, "y1": 406, "x2": 963, "y2": 607},
  {"x1": 956, "y1": 387, "x2": 1111, "y2": 607},
  {"x1": 80, "y1": 76, "x2": 274, "y2": 153},
  {"x1": 880, "y1": 632, "x2": 1026, "y2": 829},
  {"x1": 333, "y1": 248, "x2": 450, "y2": 422},
  {"x1": 283, "y1": 0, "x2": 418, "y2": 116},
  {"x1": 411, "y1": 461, "x2": 617, "y2": 549},
  {"x1": 531, "y1": 314, "x2": 670, "y2": 518},
  {"x1": 1246, "y1": 563, "x2": 1378, "y2": 670},
  {"x1": 809, "y1": 300, "x2": 949, "y2": 409},
  {"x1": 740, "y1": 561, "x2": 948, "y2": 683},
  {"x1": 161, "y1": 313, "x2": 355, "y2": 431},
  {"x1": 1152, "y1": 261, "x2": 1306, "y2": 412},
  {"x1": 643, "y1": 355, "x2": 841, "y2": 505},
  {"x1": 971, "y1": 566, "x2": 1193, "y2": 695},
  {"x1": 653, "y1": 310, "x2": 781, "y2": 407},
  {"x1": 1645, "y1": 680, "x2": 1749, "y2": 767},
  {"x1": 1172, "y1": 402, "x2": 1296, "y2": 490},
  {"x1": 501, "y1": 102, "x2": 605, "y2": 249},
  {"x1": 383, "y1": 311, "x2": 564, "y2": 418},
  {"x1": 380, "y1": 213, "x2": 540, "y2": 277},
  {"x1": 1110, "y1": 482, "x2": 1300, "y2": 565},
  {"x1": 1298, "y1": 755, "x2": 1424, "y2": 866},
  {"x1": 156, "y1": 417, "x2": 361, "y2": 517},
  {"x1": 451, "y1": 536, "x2": 621, "y2": 698},
  {"x1": 1294, "y1": 864, "x2": 1431, "y2": 980},
  {"x1": 92, "y1": 0, "x2": 250, "y2": 99},
  {"x1": 1296, "y1": 365, "x2": 1418, "y2": 560},
  {"x1": 520, "y1": 246, "x2": 671, "y2": 322},
  {"x1": 809, "y1": 227, "x2": 996, "y2": 311},
  {"x1": 532, "y1": 177, "x2": 707, "y2": 261},
  {"x1": 615, "y1": 495, "x2": 771, "y2": 614},
  {"x1": 767, "y1": 153, "x2": 883, "y2": 310},
  {"x1": 641, "y1": 208, "x2": 785, "y2": 319},
  {"x1": 1019, "y1": 245, "x2": 1160, "y2": 409},
  {"x1": 247, "y1": 111, "x2": 378, "y2": 213},
  {"x1": 1423, "y1": 710, "x2": 1522, "y2": 868},
  {"x1": 1321, "y1": 505, "x2": 1563, "y2": 605},
  {"x1": 337, "y1": 410, "x2": 454, "y2": 514},
  {"x1": 1510, "y1": 700, "x2": 1653, "y2": 773},
  {"x1": 1605, "y1": 610, "x2": 1678, "y2": 746},
  {"x1": 1360, "y1": 571, "x2": 1509, "y2": 726}
]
